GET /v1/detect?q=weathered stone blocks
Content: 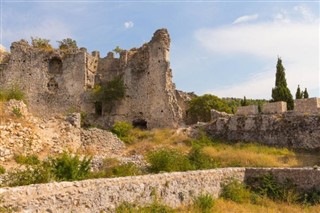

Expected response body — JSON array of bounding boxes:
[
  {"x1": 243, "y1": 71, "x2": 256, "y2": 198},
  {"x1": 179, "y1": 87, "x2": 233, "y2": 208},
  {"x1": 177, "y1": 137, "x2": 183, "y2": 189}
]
[
  {"x1": 262, "y1": 101, "x2": 287, "y2": 114},
  {"x1": 236, "y1": 105, "x2": 258, "y2": 115},
  {"x1": 294, "y1": 98, "x2": 320, "y2": 114}
]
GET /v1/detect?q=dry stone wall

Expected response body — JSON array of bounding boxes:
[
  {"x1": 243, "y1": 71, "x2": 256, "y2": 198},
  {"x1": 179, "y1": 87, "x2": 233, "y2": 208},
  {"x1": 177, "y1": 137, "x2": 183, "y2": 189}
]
[
  {"x1": 0, "y1": 168, "x2": 319, "y2": 212},
  {"x1": 295, "y1": 98, "x2": 320, "y2": 114},
  {"x1": 206, "y1": 113, "x2": 320, "y2": 150}
]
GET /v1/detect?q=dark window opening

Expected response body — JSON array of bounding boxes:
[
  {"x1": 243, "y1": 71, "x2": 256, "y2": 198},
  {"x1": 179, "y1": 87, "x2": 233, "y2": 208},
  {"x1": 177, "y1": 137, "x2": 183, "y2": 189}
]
[
  {"x1": 47, "y1": 78, "x2": 59, "y2": 92},
  {"x1": 132, "y1": 119, "x2": 147, "y2": 129},
  {"x1": 95, "y1": 102, "x2": 102, "y2": 116},
  {"x1": 49, "y1": 57, "x2": 63, "y2": 74}
]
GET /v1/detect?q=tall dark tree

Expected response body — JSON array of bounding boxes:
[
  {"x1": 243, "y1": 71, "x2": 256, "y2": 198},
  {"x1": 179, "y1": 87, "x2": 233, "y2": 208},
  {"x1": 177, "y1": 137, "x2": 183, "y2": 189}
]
[
  {"x1": 303, "y1": 88, "x2": 309, "y2": 99},
  {"x1": 295, "y1": 85, "x2": 303, "y2": 99},
  {"x1": 240, "y1": 96, "x2": 248, "y2": 106},
  {"x1": 271, "y1": 57, "x2": 294, "y2": 110}
]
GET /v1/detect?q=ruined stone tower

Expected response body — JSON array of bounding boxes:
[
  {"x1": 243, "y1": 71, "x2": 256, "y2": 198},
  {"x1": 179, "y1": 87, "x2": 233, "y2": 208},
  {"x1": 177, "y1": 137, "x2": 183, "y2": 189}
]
[{"x1": 0, "y1": 29, "x2": 184, "y2": 128}]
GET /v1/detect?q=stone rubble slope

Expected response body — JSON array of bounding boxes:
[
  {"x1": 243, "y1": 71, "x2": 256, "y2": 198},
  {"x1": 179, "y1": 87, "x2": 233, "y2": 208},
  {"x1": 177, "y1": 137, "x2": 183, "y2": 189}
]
[{"x1": 0, "y1": 100, "x2": 142, "y2": 169}]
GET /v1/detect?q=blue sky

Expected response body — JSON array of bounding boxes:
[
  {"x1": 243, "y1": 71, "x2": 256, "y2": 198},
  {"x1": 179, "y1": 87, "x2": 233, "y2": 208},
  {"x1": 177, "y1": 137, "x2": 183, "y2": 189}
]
[{"x1": 1, "y1": 1, "x2": 319, "y2": 99}]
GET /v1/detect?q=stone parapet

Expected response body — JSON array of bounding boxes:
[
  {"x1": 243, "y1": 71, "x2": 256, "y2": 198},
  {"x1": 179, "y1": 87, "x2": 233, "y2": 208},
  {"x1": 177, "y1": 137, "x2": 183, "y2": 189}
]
[
  {"x1": 236, "y1": 105, "x2": 258, "y2": 115},
  {"x1": 294, "y1": 98, "x2": 320, "y2": 114},
  {"x1": 262, "y1": 101, "x2": 287, "y2": 114}
]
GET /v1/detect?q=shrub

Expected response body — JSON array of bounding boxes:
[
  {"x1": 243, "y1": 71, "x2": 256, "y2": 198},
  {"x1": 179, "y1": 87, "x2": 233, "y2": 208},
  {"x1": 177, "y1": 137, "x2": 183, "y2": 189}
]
[
  {"x1": 111, "y1": 121, "x2": 133, "y2": 140},
  {"x1": 3, "y1": 165, "x2": 52, "y2": 187},
  {"x1": 0, "y1": 85, "x2": 25, "y2": 101},
  {"x1": 57, "y1": 38, "x2": 77, "y2": 50},
  {"x1": 221, "y1": 179, "x2": 252, "y2": 203},
  {"x1": 101, "y1": 158, "x2": 142, "y2": 178},
  {"x1": 147, "y1": 149, "x2": 193, "y2": 173},
  {"x1": 248, "y1": 173, "x2": 300, "y2": 204},
  {"x1": 304, "y1": 188, "x2": 320, "y2": 205},
  {"x1": 12, "y1": 107, "x2": 22, "y2": 118},
  {"x1": 188, "y1": 146, "x2": 220, "y2": 170},
  {"x1": 92, "y1": 76, "x2": 125, "y2": 113},
  {"x1": 14, "y1": 154, "x2": 40, "y2": 165},
  {"x1": 187, "y1": 94, "x2": 232, "y2": 124},
  {"x1": 0, "y1": 166, "x2": 5, "y2": 174},
  {"x1": 31, "y1": 37, "x2": 52, "y2": 50},
  {"x1": 193, "y1": 194, "x2": 215, "y2": 213},
  {"x1": 48, "y1": 152, "x2": 92, "y2": 181}
]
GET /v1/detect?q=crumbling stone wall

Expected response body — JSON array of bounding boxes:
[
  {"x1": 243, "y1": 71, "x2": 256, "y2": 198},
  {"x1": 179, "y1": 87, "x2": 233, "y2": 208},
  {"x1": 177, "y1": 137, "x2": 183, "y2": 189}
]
[
  {"x1": 1, "y1": 29, "x2": 183, "y2": 128},
  {"x1": 0, "y1": 168, "x2": 319, "y2": 212},
  {"x1": 97, "y1": 29, "x2": 183, "y2": 128},
  {"x1": 262, "y1": 101, "x2": 287, "y2": 114},
  {"x1": 206, "y1": 113, "x2": 320, "y2": 150},
  {"x1": 0, "y1": 40, "x2": 95, "y2": 116}
]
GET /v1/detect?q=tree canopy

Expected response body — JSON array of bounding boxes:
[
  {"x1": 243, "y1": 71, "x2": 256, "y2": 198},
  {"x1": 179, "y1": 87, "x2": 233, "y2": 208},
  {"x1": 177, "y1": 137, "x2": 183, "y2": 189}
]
[{"x1": 271, "y1": 57, "x2": 294, "y2": 110}]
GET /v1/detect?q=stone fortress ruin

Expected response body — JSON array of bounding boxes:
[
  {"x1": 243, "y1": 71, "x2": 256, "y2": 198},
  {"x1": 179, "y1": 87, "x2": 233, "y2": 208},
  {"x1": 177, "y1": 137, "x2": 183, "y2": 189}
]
[{"x1": 0, "y1": 29, "x2": 187, "y2": 129}]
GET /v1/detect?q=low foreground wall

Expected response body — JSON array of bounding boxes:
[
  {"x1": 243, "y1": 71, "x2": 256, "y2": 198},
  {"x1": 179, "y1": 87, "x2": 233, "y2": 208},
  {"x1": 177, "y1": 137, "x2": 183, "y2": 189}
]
[{"x1": 0, "y1": 168, "x2": 319, "y2": 212}]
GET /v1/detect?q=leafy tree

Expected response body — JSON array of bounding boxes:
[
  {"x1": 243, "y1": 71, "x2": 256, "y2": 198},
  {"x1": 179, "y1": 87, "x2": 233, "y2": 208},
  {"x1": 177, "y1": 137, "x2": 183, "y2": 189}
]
[
  {"x1": 57, "y1": 38, "x2": 78, "y2": 50},
  {"x1": 187, "y1": 94, "x2": 232, "y2": 124},
  {"x1": 303, "y1": 88, "x2": 309, "y2": 99},
  {"x1": 92, "y1": 76, "x2": 125, "y2": 113},
  {"x1": 271, "y1": 57, "x2": 294, "y2": 110},
  {"x1": 113, "y1": 46, "x2": 123, "y2": 55},
  {"x1": 295, "y1": 85, "x2": 303, "y2": 99},
  {"x1": 240, "y1": 96, "x2": 248, "y2": 106}
]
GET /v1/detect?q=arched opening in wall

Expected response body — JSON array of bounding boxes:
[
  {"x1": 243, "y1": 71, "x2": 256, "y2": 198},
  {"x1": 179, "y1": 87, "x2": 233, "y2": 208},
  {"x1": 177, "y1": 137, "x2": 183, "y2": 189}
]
[
  {"x1": 49, "y1": 57, "x2": 63, "y2": 74},
  {"x1": 132, "y1": 119, "x2": 147, "y2": 129},
  {"x1": 47, "y1": 78, "x2": 59, "y2": 92}
]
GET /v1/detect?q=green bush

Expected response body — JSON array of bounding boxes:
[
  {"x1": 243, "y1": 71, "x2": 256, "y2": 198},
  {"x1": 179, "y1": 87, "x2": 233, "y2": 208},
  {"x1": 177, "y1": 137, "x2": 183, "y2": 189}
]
[
  {"x1": 248, "y1": 173, "x2": 300, "y2": 204},
  {"x1": 304, "y1": 188, "x2": 320, "y2": 205},
  {"x1": 48, "y1": 152, "x2": 92, "y2": 181},
  {"x1": 0, "y1": 85, "x2": 25, "y2": 102},
  {"x1": 147, "y1": 149, "x2": 193, "y2": 173},
  {"x1": 221, "y1": 179, "x2": 252, "y2": 203},
  {"x1": 12, "y1": 107, "x2": 22, "y2": 118},
  {"x1": 31, "y1": 37, "x2": 52, "y2": 50},
  {"x1": 188, "y1": 146, "x2": 220, "y2": 170},
  {"x1": 193, "y1": 194, "x2": 215, "y2": 213},
  {"x1": 3, "y1": 165, "x2": 52, "y2": 187},
  {"x1": 0, "y1": 166, "x2": 5, "y2": 174},
  {"x1": 187, "y1": 94, "x2": 232, "y2": 124},
  {"x1": 14, "y1": 154, "x2": 40, "y2": 165},
  {"x1": 110, "y1": 163, "x2": 141, "y2": 177},
  {"x1": 57, "y1": 38, "x2": 77, "y2": 50},
  {"x1": 111, "y1": 121, "x2": 133, "y2": 140},
  {"x1": 92, "y1": 76, "x2": 125, "y2": 113}
]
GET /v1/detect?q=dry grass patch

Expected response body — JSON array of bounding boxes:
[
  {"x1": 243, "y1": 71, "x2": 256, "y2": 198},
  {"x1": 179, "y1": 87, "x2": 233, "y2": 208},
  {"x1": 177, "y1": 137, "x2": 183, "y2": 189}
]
[
  {"x1": 203, "y1": 144, "x2": 298, "y2": 167},
  {"x1": 125, "y1": 128, "x2": 191, "y2": 155}
]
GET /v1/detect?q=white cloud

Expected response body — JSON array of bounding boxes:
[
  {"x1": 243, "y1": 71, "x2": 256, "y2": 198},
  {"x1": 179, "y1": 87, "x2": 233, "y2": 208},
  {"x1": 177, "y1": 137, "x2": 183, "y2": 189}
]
[
  {"x1": 124, "y1": 21, "x2": 134, "y2": 29},
  {"x1": 233, "y1": 14, "x2": 259, "y2": 24},
  {"x1": 195, "y1": 6, "x2": 319, "y2": 99}
]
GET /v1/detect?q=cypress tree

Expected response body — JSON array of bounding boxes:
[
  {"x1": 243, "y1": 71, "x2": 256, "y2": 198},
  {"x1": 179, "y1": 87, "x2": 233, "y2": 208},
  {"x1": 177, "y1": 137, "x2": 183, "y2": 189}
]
[
  {"x1": 303, "y1": 88, "x2": 309, "y2": 99},
  {"x1": 295, "y1": 85, "x2": 302, "y2": 99},
  {"x1": 271, "y1": 57, "x2": 294, "y2": 110},
  {"x1": 241, "y1": 96, "x2": 248, "y2": 106}
]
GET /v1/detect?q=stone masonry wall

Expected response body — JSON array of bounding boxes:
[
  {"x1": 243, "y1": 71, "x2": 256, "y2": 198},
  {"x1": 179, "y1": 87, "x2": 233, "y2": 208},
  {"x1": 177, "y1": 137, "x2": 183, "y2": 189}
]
[
  {"x1": 0, "y1": 41, "x2": 92, "y2": 116},
  {"x1": 206, "y1": 113, "x2": 320, "y2": 150},
  {"x1": 236, "y1": 105, "x2": 258, "y2": 115},
  {"x1": 262, "y1": 101, "x2": 287, "y2": 114},
  {"x1": 295, "y1": 98, "x2": 320, "y2": 114},
  {"x1": 0, "y1": 168, "x2": 319, "y2": 212}
]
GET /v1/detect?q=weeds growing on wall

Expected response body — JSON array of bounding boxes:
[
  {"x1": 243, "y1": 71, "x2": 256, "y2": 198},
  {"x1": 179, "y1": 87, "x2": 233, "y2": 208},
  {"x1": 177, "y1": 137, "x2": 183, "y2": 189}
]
[
  {"x1": 0, "y1": 85, "x2": 25, "y2": 102},
  {"x1": 91, "y1": 76, "x2": 125, "y2": 114}
]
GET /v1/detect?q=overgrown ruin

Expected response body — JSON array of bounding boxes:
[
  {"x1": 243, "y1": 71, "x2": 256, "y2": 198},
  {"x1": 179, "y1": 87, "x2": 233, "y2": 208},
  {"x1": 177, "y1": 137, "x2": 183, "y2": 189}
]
[{"x1": 0, "y1": 29, "x2": 188, "y2": 129}]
